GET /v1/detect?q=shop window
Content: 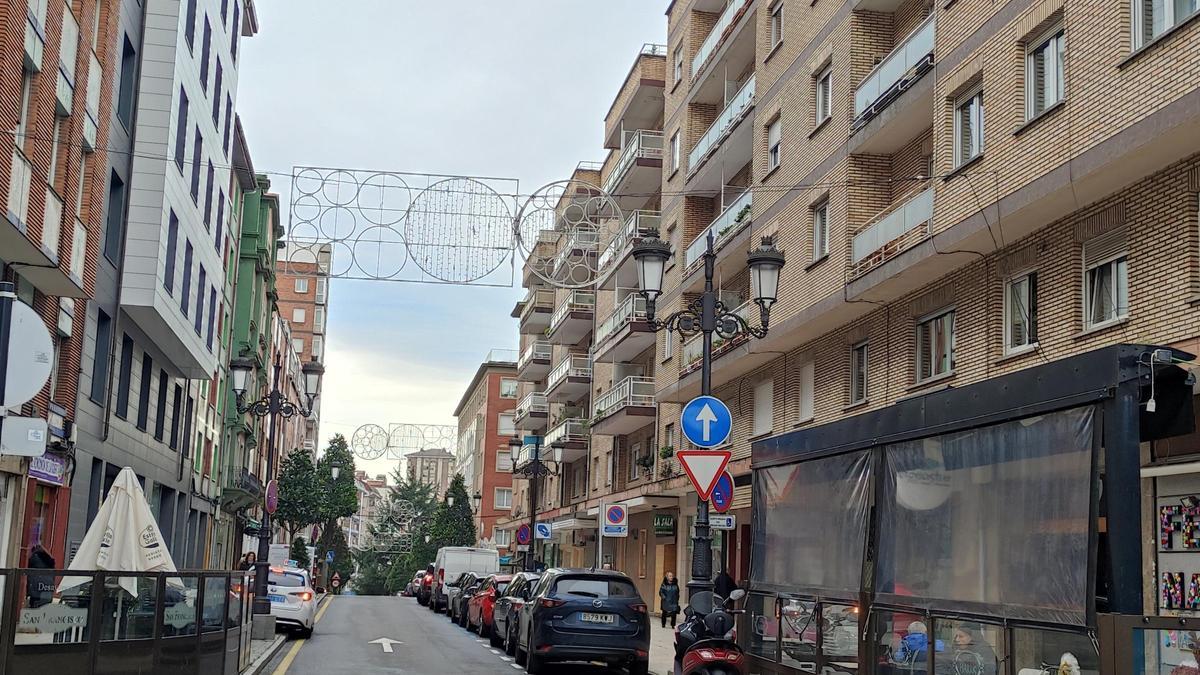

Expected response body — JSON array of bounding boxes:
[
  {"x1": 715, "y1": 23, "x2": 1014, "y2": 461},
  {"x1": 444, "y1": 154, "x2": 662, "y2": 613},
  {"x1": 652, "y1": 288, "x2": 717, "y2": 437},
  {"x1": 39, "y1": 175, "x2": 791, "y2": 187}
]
[
  {"x1": 780, "y1": 598, "x2": 818, "y2": 670},
  {"x1": 747, "y1": 593, "x2": 779, "y2": 660},
  {"x1": 1010, "y1": 627, "x2": 1098, "y2": 674},
  {"x1": 934, "y1": 619, "x2": 1003, "y2": 675},
  {"x1": 1129, "y1": 627, "x2": 1200, "y2": 674},
  {"x1": 822, "y1": 603, "x2": 861, "y2": 670},
  {"x1": 872, "y1": 609, "x2": 930, "y2": 673}
]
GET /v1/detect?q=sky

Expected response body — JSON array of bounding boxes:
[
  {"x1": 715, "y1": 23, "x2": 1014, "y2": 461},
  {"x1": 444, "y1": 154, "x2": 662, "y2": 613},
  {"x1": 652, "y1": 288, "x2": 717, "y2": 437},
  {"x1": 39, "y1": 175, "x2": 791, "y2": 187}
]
[{"x1": 236, "y1": 1, "x2": 667, "y2": 479}]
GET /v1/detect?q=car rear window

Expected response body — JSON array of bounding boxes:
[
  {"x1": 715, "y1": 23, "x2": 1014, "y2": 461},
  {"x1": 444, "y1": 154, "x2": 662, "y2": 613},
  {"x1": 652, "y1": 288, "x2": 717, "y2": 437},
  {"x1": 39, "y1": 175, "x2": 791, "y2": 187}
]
[
  {"x1": 552, "y1": 576, "x2": 638, "y2": 598},
  {"x1": 269, "y1": 572, "x2": 305, "y2": 588},
  {"x1": 496, "y1": 582, "x2": 510, "y2": 593}
]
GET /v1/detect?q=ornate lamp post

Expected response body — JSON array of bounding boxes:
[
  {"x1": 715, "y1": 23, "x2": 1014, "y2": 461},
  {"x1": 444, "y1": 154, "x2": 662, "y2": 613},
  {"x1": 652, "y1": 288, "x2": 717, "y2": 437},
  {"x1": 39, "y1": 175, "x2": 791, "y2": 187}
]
[
  {"x1": 508, "y1": 436, "x2": 564, "y2": 571},
  {"x1": 230, "y1": 356, "x2": 324, "y2": 615},
  {"x1": 631, "y1": 230, "x2": 784, "y2": 598}
]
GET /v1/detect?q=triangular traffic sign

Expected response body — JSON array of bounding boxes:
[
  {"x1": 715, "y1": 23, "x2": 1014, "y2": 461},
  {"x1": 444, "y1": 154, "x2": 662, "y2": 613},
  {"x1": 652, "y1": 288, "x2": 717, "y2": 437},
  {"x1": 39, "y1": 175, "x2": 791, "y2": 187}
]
[{"x1": 677, "y1": 450, "x2": 732, "y2": 501}]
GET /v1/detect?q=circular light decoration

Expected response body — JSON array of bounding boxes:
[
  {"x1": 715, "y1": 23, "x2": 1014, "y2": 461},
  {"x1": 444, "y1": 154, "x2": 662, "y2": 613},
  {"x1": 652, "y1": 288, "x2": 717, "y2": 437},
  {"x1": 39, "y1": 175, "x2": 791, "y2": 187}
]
[
  {"x1": 514, "y1": 179, "x2": 624, "y2": 289},
  {"x1": 350, "y1": 423, "x2": 389, "y2": 460},
  {"x1": 404, "y1": 177, "x2": 513, "y2": 283}
]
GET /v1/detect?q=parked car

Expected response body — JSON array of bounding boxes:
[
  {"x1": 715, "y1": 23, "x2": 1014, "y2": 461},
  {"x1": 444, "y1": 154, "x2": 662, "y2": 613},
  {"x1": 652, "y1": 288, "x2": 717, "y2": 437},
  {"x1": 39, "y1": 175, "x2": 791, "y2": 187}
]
[
  {"x1": 267, "y1": 566, "x2": 317, "y2": 638},
  {"x1": 404, "y1": 570, "x2": 423, "y2": 597},
  {"x1": 446, "y1": 572, "x2": 479, "y2": 625},
  {"x1": 495, "y1": 572, "x2": 540, "y2": 652},
  {"x1": 455, "y1": 574, "x2": 485, "y2": 627},
  {"x1": 416, "y1": 563, "x2": 435, "y2": 606},
  {"x1": 466, "y1": 573, "x2": 513, "y2": 637},
  {"x1": 515, "y1": 568, "x2": 650, "y2": 675},
  {"x1": 432, "y1": 546, "x2": 499, "y2": 612}
]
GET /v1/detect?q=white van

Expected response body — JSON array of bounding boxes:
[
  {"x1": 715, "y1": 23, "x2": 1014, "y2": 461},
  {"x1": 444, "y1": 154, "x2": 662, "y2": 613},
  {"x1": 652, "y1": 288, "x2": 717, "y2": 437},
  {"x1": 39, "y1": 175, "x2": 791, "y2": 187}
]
[{"x1": 431, "y1": 546, "x2": 499, "y2": 612}]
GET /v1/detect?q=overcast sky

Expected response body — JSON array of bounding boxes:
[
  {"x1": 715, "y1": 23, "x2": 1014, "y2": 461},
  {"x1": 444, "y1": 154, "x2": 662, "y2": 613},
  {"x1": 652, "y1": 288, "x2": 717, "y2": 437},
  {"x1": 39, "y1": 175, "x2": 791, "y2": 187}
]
[{"x1": 237, "y1": 1, "x2": 666, "y2": 479}]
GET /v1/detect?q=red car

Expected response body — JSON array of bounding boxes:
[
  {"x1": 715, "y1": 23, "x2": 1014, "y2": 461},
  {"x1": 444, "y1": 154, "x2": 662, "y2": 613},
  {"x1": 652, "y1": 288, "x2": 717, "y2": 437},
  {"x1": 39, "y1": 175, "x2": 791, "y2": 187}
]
[{"x1": 466, "y1": 574, "x2": 512, "y2": 638}]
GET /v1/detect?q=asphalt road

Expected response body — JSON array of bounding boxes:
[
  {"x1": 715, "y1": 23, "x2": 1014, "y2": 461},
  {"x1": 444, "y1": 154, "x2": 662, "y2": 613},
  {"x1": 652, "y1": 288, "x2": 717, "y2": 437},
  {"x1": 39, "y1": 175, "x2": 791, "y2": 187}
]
[{"x1": 263, "y1": 595, "x2": 631, "y2": 675}]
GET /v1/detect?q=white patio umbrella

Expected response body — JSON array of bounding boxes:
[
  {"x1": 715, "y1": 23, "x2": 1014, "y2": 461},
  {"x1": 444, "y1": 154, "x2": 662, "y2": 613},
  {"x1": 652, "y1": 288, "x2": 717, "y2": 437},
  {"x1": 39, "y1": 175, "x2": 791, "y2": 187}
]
[{"x1": 58, "y1": 467, "x2": 181, "y2": 598}]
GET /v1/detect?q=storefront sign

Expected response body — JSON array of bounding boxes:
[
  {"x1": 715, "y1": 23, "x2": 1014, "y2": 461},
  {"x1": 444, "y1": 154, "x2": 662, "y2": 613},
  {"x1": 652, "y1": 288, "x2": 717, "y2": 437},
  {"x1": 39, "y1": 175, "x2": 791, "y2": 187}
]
[
  {"x1": 654, "y1": 514, "x2": 676, "y2": 537},
  {"x1": 29, "y1": 453, "x2": 68, "y2": 486}
]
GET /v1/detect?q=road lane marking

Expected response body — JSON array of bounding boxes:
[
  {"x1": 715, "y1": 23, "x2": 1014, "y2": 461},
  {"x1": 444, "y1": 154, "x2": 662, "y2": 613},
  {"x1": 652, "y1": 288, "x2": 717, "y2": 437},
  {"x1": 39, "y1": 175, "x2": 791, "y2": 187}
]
[
  {"x1": 501, "y1": 656, "x2": 514, "y2": 662},
  {"x1": 271, "y1": 596, "x2": 334, "y2": 675},
  {"x1": 510, "y1": 664, "x2": 523, "y2": 670},
  {"x1": 490, "y1": 649, "x2": 502, "y2": 654}
]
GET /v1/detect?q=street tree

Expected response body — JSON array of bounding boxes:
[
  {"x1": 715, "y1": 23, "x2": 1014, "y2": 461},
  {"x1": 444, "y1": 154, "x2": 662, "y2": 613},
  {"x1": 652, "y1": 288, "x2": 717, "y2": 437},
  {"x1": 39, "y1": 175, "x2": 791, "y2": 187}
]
[
  {"x1": 276, "y1": 450, "x2": 320, "y2": 541},
  {"x1": 289, "y1": 536, "x2": 311, "y2": 569},
  {"x1": 315, "y1": 434, "x2": 357, "y2": 523},
  {"x1": 314, "y1": 520, "x2": 354, "y2": 589},
  {"x1": 429, "y1": 473, "x2": 475, "y2": 548}
]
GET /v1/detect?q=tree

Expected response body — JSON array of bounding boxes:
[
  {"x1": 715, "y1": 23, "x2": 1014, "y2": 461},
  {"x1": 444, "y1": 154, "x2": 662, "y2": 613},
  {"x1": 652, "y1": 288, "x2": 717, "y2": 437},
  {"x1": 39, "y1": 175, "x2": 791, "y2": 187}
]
[
  {"x1": 315, "y1": 434, "x2": 357, "y2": 523},
  {"x1": 429, "y1": 473, "x2": 476, "y2": 549},
  {"x1": 314, "y1": 519, "x2": 354, "y2": 590},
  {"x1": 276, "y1": 450, "x2": 320, "y2": 541},
  {"x1": 289, "y1": 536, "x2": 311, "y2": 569}
]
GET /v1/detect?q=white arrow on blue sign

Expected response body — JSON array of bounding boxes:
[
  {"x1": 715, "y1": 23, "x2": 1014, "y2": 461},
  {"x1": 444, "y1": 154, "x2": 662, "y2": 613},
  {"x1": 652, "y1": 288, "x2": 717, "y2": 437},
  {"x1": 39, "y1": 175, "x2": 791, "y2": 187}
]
[{"x1": 680, "y1": 395, "x2": 733, "y2": 448}]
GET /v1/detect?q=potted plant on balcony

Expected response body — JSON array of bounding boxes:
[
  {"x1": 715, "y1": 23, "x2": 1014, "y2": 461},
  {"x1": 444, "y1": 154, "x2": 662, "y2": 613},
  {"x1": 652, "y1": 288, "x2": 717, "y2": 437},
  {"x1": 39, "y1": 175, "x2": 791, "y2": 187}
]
[
  {"x1": 636, "y1": 454, "x2": 656, "y2": 471},
  {"x1": 658, "y1": 445, "x2": 675, "y2": 459},
  {"x1": 659, "y1": 462, "x2": 676, "y2": 479}
]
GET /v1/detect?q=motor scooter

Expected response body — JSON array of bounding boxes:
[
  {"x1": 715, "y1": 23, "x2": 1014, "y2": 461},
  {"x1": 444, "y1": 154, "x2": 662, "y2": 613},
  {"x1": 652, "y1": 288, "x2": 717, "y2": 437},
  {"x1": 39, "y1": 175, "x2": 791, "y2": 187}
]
[{"x1": 673, "y1": 588, "x2": 747, "y2": 675}]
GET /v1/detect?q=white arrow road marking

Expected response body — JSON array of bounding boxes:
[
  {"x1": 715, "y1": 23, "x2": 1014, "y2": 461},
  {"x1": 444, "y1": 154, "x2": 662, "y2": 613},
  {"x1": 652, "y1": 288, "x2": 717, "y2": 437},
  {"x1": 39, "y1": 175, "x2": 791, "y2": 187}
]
[
  {"x1": 696, "y1": 403, "x2": 718, "y2": 441},
  {"x1": 368, "y1": 637, "x2": 403, "y2": 653}
]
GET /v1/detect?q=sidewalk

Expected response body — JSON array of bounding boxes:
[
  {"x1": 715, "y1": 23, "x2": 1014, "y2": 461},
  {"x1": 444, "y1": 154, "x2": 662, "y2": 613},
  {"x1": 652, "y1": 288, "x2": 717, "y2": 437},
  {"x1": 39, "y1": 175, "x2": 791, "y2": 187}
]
[{"x1": 649, "y1": 618, "x2": 676, "y2": 675}]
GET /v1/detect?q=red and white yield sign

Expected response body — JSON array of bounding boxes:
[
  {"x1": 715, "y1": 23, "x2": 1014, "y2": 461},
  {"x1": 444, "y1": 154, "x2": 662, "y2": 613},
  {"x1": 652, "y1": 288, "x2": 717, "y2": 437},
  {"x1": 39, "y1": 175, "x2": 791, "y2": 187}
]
[{"x1": 677, "y1": 450, "x2": 732, "y2": 502}]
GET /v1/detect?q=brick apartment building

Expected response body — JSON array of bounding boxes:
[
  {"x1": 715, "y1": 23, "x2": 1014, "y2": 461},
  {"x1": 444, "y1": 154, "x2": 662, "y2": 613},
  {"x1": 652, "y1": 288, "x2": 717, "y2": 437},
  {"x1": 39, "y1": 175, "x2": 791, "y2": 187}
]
[
  {"x1": 501, "y1": 0, "x2": 1200, "y2": 670},
  {"x1": 454, "y1": 350, "x2": 519, "y2": 549},
  {"x1": 276, "y1": 241, "x2": 331, "y2": 453}
]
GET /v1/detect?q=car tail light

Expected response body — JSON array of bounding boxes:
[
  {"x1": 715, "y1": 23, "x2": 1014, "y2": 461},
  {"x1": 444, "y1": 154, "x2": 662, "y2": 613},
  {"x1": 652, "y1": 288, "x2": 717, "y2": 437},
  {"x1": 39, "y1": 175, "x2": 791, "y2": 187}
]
[
  {"x1": 539, "y1": 598, "x2": 566, "y2": 609},
  {"x1": 292, "y1": 591, "x2": 313, "y2": 601},
  {"x1": 424, "y1": 574, "x2": 433, "y2": 583},
  {"x1": 630, "y1": 603, "x2": 647, "y2": 614},
  {"x1": 636, "y1": 649, "x2": 648, "y2": 658},
  {"x1": 439, "y1": 569, "x2": 444, "y2": 581}
]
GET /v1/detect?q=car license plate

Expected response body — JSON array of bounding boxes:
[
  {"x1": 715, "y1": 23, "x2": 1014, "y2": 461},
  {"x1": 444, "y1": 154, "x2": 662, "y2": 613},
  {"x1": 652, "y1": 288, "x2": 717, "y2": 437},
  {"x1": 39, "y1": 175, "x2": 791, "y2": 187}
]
[
  {"x1": 268, "y1": 594, "x2": 286, "y2": 603},
  {"x1": 581, "y1": 612, "x2": 614, "y2": 624}
]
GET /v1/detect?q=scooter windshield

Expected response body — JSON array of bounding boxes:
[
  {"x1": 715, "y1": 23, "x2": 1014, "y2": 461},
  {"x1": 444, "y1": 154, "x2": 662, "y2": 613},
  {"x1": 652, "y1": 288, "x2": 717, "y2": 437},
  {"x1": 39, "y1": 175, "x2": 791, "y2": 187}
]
[{"x1": 688, "y1": 590, "x2": 716, "y2": 615}]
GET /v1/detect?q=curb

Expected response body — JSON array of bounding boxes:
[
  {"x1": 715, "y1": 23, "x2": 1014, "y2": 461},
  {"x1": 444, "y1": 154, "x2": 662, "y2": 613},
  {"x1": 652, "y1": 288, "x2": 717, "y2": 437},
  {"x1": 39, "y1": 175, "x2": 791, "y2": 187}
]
[{"x1": 243, "y1": 634, "x2": 286, "y2": 675}]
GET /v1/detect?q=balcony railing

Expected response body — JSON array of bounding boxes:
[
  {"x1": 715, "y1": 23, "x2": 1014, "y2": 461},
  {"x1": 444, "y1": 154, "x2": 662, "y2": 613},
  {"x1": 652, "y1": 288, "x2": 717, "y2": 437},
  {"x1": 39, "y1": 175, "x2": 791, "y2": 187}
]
[
  {"x1": 854, "y1": 17, "x2": 936, "y2": 118},
  {"x1": 519, "y1": 341, "x2": 552, "y2": 370},
  {"x1": 593, "y1": 376, "x2": 656, "y2": 419},
  {"x1": 599, "y1": 210, "x2": 661, "y2": 271},
  {"x1": 549, "y1": 290, "x2": 595, "y2": 333},
  {"x1": 486, "y1": 348, "x2": 518, "y2": 363},
  {"x1": 851, "y1": 186, "x2": 935, "y2": 263},
  {"x1": 641, "y1": 43, "x2": 667, "y2": 56},
  {"x1": 603, "y1": 130, "x2": 664, "y2": 195},
  {"x1": 552, "y1": 225, "x2": 600, "y2": 274},
  {"x1": 683, "y1": 300, "x2": 752, "y2": 367},
  {"x1": 521, "y1": 288, "x2": 555, "y2": 322},
  {"x1": 548, "y1": 354, "x2": 592, "y2": 391},
  {"x1": 689, "y1": 75, "x2": 755, "y2": 173},
  {"x1": 692, "y1": 0, "x2": 752, "y2": 77},
  {"x1": 42, "y1": 186, "x2": 62, "y2": 260},
  {"x1": 7, "y1": 151, "x2": 32, "y2": 228},
  {"x1": 515, "y1": 392, "x2": 549, "y2": 419},
  {"x1": 595, "y1": 294, "x2": 648, "y2": 346},
  {"x1": 685, "y1": 190, "x2": 752, "y2": 268},
  {"x1": 545, "y1": 418, "x2": 588, "y2": 447}
]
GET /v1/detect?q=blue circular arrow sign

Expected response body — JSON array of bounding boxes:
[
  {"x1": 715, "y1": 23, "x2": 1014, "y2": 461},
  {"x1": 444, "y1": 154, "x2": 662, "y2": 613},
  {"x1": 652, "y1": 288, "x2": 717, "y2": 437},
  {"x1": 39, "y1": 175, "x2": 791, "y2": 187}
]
[{"x1": 680, "y1": 396, "x2": 733, "y2": 448}]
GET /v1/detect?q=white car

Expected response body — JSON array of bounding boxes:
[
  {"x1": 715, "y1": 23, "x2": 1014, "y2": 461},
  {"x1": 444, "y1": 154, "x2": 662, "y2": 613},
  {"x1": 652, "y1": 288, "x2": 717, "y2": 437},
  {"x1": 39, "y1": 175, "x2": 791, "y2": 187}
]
[{"x1": 267, "y1": 566, "x2": 316, "y2": 637}]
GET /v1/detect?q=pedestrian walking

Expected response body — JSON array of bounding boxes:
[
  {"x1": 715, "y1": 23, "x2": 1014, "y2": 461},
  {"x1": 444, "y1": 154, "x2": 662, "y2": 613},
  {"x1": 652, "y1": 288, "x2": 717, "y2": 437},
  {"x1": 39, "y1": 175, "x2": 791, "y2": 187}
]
[
  {"x1": 658, "y1": 572, "x2": 680, "y2": 628},
  {"x1": 26, "y1": 545, "x2": 55, "y2": 609},
  {"x1": 238, "y1": 552, "x2": 256, "y2": 571}
]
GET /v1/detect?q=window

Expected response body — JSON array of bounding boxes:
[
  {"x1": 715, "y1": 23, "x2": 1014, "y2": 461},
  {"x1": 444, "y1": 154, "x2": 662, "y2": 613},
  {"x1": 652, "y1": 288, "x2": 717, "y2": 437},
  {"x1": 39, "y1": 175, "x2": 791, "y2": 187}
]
[
  {"x1": 223, "y1": 94, "x2": 233, "y2": 155},
  {"x1": 206, "y1": 286, "x2": 216, "y2": 349},
  {"x1": 48, "y1": 116, "x2": 64, "y2": 191},
  {"x1": 663, "y1": 329, "x2": 674, "y2": 360},
  {"x1": 70, "y1": 220, "x2": 86, "y2": 281},
  {"x1": 314, "y1": 307, "x2": 325, "y2": 330},
  {"x1": 136, "y1": 352, "x2": 153, "y2": 430},
  {"x1": 850, "y1": 342, "x2": 868, "y2": 404},
  {"x1": 495, "y1": 488, "x2": 513, "y2": 509},
  {"x1": 292, "y1": 308, "x2": 306, "y2": 323},
  {"x1": 230, "y1": 0, "x2": 240, "y2": 61},
  {"x1": 16, "y1": 68, "x2": 34, "y2": 139},
  {"x1": 190, "y1": 128, "x2": 202, "y2": 202},
  {"x1": 753, "y1": 379, "x2": 774, "y2": 436},
  {"x1": 215, "y1": 190, "x2": 224, "y2": 248},
  {"x1": 629, "y1": 442, "x2": 645, "y2": 480},
  {"x1": 164, "y1": 211, "x2": 179, "y2": 294},
  {"x1": 169, "y1": 383, "x2": 182, "y2": 450},
  {"x1": 103, "y1": 171, "x2": 125, "y2": 264},
  {"x1": 316, "y1": 278, "x2": 327, "y2": 303},
  {"x1": 1027, "y1": 26, "x2": 1064, "y2": 119},
  {"x1": 203, "y1": 161, "x2": 214, "y2": 227},
  {"x1": 493, "y1": 528, "x2": 512, "y2": 547},
  {"x1": 500, "y1": 377, "x2": 518, "y2": 398},
  {"x1": 115, "y1": 334, "x2": 133, "y2": 418},
  {"x1": 673, "y1": 45, "x2": 683, "y2": 83},
  {"x1": 1134, "y1": 0, "x2": 1199, "y2": 48},
  {"x1": 294, "y1": 278, "x2": 309, "y2": 293},
  {"x1": 767, "y1": 117, "x2": 781, "y2": 171},
  {"x1": 212, "y1": 59, "x2": 223, "y2": 122},
  {"x1": 798, "y1": 358, "x2": 815, "y2": 421},
  {"x1": 770, "y1": 2, "x2": 784, "y2": 49},
  {"x1": 916, "y1": 309, "x2": 956, "y2": 381},
  {"x1": 117, "y1": 36, "x2": 136, "y2": 127},
  {"x1": 184, "y1": 0, "x2": 197, "y2": 48},
  {"x1": 154, "y1": 369, "x2": 168, "y2": 441},
  {"x1": 497, "y1": 449, "x2": 512, "y2": 473},
  {"x1": 1083, "y1": 230, "x2": 1129, "y2": 328},
  {"x1": 173, "y1": 88, "x2": 189, "y2": 172},
  {"x1": 498, "y1": 412, "x2": 516, "y2": 436},
  {"x1": 181, "y1": 240, "x2": 193, "y2": 316},
  {"x1": 664, "y1": 423, "x2": 675, "y2": 452},
  {"x1": 195, "y1": 266, "x2": 206, "y2": 334},
  {"x1": 815, "y1": 66, "x2": 832, "y2": 125},
  {"x1": 90, "y1": 309, "x2": 112, "y2": 403},
  {"x1": 199, "y1": 17, "x2": 211, "y2": 90},
  {"x1": 292, "y1": 337, "x2": 304, "y2": 354},
  {"x1": 954, "y1": 88, "x2": 984, "y2": 167},
  {"x1": 812, "y1": 199, "x2": 828, "y2": 260},
  {"x1": 1005, "y1": 271, "x2": 1038, "y2": 352},
  {"x1": 312, "y1": 335, "x2": 323, "y2": 358},
  {"x1": 669, "y1": 131, "x2": 680, "y2": 173}
]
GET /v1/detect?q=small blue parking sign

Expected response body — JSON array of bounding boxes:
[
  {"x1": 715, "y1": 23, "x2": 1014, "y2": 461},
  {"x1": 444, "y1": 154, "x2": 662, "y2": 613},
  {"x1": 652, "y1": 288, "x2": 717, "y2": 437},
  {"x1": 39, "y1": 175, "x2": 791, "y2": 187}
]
[
  {"x1": 534, "y1": 523, "x2": 552, "y2": 540},
  {"x1": 326, "y1": 550, "x2": 335, "y2": 564},
  {"x1": 681, "y1": 396, "x2": 733, "y2": 448}
]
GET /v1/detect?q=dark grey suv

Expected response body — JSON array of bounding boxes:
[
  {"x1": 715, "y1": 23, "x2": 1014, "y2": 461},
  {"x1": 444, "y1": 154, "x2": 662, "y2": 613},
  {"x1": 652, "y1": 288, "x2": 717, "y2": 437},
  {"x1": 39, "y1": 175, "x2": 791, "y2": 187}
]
[{"x1": 515, "y1": 568, "x2": 650, "y2": 675}]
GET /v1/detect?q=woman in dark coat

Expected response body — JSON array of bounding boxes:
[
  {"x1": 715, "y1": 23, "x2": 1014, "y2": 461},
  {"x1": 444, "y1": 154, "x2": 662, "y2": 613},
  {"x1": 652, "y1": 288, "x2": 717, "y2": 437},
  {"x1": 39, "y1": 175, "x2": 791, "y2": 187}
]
[{"x1": 658, "y1": 572, "x2": 681, "y2": 628}]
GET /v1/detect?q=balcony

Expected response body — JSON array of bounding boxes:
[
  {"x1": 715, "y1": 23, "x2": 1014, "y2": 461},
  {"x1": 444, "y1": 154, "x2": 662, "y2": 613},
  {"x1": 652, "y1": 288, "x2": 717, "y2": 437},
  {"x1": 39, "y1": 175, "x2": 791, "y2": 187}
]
[
  {"x1": 602, "y1": 130, "x2": 663, "y2": 210},
  {"x1": 692, "y1": 0, "x2": 753, "y2": 80},
  {"x1": 850, "y1": 186, "x2": 934, "y2": 279},
  {"x1": 593, "y1": 294, "x2": 655, "y2": 363},
  {"x1": 24, "y1": 11, "x2": 43, "y2": 73},
  {"x1": 519, "y1": 288, "x2": 555, "y2": 334},
  {"x1": 598, "y1": 210, "x2": 660, "y2": 289},
  {"x1": 82, "y1": 52, "x2": 101, "y2": 151},
  {"x1": 850, "y1": 17, "x2": 936, "y2": 155},
  {"x1": 550, "y1": 225, "x2": 600, "y2": 283},
  {"x1": 41, "y1": 187, "x2": 62, "y2": 263},
  {"x1": 547, "y1": 290, "x2": 595, "y2": 344},
  {"x1": 591, "y1": 376, "x2": 656, "y2": 437},
  {"x1": 546, "y1": 354, "x2": 592, "y2": 402},
  {"x1": 681, "y1": 301, "x2": 753, "y2": 376},
  {"x1": 514, "y1": 392, "x2": 550, "y2": 432},
  {"x1": 517, "y1": 340, "x2": 552, "y2": 381},
  {"x1": 688, "y1": 75, "x2": 755, "y2": 184},
  {"x1": 604, "y1": 44, "x2": 668, "y2": 150},
  {"x1": 219, "y1": 468, "x2": 263, "y2": 513},
  {"x1": 522, "y1": 230, "x2": 560, "y2": 287},
  {"x1": 544, "y1": 418, "x2": 589, "y2": 463},
  {"x1": 684, "y1": 190, "x2": 752, "y2": 271}
]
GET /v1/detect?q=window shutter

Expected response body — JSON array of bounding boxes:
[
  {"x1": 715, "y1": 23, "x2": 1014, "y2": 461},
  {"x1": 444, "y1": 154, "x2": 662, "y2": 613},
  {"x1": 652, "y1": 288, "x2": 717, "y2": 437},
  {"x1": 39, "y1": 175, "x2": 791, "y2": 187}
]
[
  {"x1": 799, "y1": 360, "x2": 814, "y2": 420},
  {"x1": 754, "y1": 379, "x2": 774, "y2": 435},
  {"x1": 1142, "y1": 0, "x2": 1156, "y2": 43},
  {"x1": 1033, "y1": 48, "x2": 1046, "y2": 113},
  {"x1": 1083, "y1": 227, "x2": 1127, "y2": 267},
  {"x1": 958, "y1": 104, "x2": 972, "y2": 164}
]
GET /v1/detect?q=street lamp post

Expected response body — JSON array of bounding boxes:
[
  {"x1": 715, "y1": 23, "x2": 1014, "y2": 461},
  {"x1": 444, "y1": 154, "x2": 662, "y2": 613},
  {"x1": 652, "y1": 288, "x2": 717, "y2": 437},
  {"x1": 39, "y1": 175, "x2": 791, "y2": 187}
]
[
  {"x1": 508, "y1": 436, "x2": 564, "y2": 572},
  {"x1": 631, "y1": 230, "x2": 784, "y2": 599},
  {"x1": 230, "y1": 356, "x2": 324, "y2": 615}
]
